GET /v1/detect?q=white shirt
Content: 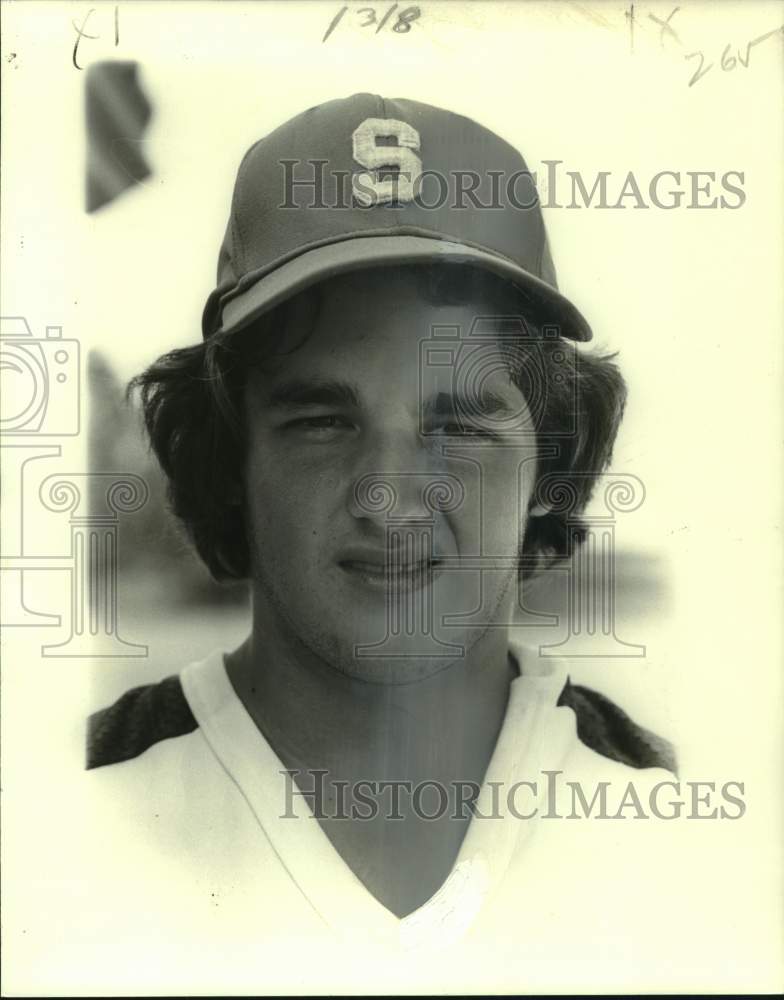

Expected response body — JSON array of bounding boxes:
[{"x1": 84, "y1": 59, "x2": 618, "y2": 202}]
[{"x1": 31, "y1": 643, "x2": 702, "y2": 994}]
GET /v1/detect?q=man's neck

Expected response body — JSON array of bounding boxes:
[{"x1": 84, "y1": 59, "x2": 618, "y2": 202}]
[
  {"x1": 224, "y1": 605, "x2": 517, "y2": 789},
  {"x1": 224, "y1": 601, "x2": 518, "y2": 917}
]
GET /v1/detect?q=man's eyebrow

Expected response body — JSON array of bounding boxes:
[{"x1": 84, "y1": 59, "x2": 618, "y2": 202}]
[
  {"x1": 265, "y1": 378, "x2": 361, "y2": 409},
  {"x1": 422, "y1": 390, "x2": 519, "y2": 419}
]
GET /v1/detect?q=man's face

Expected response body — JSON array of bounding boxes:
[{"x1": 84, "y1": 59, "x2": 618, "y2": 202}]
[{"x1": 242, "y1": 267, "x2": 541, "y2": 683}]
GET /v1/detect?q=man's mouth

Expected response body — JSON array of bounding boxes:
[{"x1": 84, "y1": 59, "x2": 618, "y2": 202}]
[{"x1": 338, "y1": 556, "x2": 444, "y2": 591}]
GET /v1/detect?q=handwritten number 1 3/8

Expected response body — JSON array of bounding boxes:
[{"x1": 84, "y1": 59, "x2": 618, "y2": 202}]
[{"x1": 323, "y1": 4, "x2": 421, "y2": 42}]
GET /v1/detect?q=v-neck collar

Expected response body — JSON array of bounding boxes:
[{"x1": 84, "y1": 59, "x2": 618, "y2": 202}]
[{"x1": 180, "y1": 643, "x2": 576, "y2": 952}]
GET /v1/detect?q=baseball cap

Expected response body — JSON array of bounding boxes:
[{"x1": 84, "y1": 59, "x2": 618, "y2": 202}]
[{"x1": 202, "y1": 93, "x2": 592, "y2": 342}]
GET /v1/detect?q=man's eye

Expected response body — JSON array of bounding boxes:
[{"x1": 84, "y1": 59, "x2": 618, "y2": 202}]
[
  {"x1": 439, "y1": 422, "x2": 492, "y2": 438},
  {"x1": 287, "y1": 415, "x2": 352, "y2": 432}
]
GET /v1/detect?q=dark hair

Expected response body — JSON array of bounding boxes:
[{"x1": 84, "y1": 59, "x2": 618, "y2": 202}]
[{"x1": 129, "y1": 264, "x2": 627, "y2": 583}]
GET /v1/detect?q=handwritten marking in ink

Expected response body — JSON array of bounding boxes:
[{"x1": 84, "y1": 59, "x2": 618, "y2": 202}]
[
  {"x1": 685, "y1": 23, "x2": 784, "y2": 87},
  {"x1": 322, "y1": 4, "x2": 421, "y2": 42},
  {"x1": 72, "y1": 5, "x2": 119, "y2": 70},
  {"x1": 649, "y1": 7, "x2": 682, "y2": 50}
]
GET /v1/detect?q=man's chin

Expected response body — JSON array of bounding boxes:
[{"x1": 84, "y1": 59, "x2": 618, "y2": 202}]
[
  {"x1": 326, "y1": 646, "x2": 470, "y2": 685},
  {"x1": 319, "y1": 568, "x2": 512, "y2": 682},
  {"x1": 321, "y1": 615, "x2": 485, "y2": 685},
  {"x1": 256, "y1": 565, "x2": 512, "y2": 683}
]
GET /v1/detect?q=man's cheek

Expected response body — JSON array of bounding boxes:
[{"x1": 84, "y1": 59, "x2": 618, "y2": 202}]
[
  {"x1": 251, "y1": 478, "x2": 332, "y2": 551},
  {"x1": 464, "y1": 466, "x2": 524, "y2": 555}
]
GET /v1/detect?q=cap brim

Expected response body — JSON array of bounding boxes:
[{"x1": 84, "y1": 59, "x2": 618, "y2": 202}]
[{"x1": 217, "y1": 235, "x2": 592, "y2": 342}]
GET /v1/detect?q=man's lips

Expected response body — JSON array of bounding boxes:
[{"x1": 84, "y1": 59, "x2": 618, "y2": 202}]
[
  {"x1": 340, "y1": 558, "x2": 442, "y2": 574},
  {"x1": 338, "y1": 550, "x2": 445, "y2": 589}
]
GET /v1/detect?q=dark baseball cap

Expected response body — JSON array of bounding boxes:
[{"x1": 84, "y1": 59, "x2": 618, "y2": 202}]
[{"x1": 202, "y1": 93, "x2": 592, "y2": 342}]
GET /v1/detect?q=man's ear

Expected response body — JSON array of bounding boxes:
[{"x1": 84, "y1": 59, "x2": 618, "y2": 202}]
[{"x1": 522, "y1": 504, "x2": 552, "y2": 581}]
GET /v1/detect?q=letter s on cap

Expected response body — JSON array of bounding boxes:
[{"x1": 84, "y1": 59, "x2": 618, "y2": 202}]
[{"x1": 352, "y1": 118, "x2": 422, "y2": 206}]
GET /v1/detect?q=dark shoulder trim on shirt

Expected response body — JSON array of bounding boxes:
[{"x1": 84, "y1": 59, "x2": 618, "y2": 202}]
[
  {"x1": 87, "y1": 672, "x2": 676, "y2": 775},
  {"x1": 86, "y1": 675, "x2": 198, "y2": 770},
  {"x1": 557, "y1": 679, "x2": 678, "y2": 775}
]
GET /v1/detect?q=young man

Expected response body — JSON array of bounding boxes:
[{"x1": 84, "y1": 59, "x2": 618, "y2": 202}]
[{"x1": 85, "y1": 94, "x2": 676, "y2": 992}]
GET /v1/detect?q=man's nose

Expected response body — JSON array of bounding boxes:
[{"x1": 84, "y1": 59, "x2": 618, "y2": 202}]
[{"x1": 346, "y1": 429, "x2": 452, "y2": 525}]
